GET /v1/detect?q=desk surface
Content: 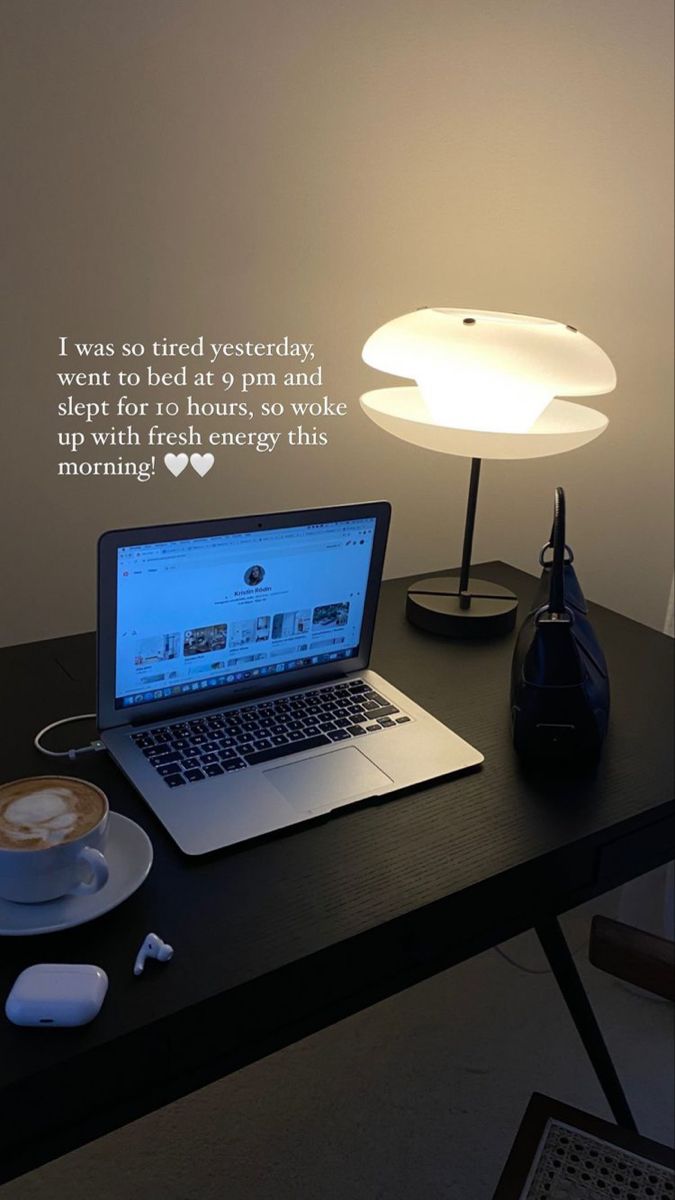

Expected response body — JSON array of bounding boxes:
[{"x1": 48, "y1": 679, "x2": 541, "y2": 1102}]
[{"x1": 1, "y1": 562, "x2": 673, "y2": 1178}]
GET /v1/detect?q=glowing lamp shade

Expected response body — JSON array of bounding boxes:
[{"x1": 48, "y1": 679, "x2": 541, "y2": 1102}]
[
  {"x1": 360, "y1": 307, "x2": 616, "y2": 638},
  {"x1": 362, "y1": 308, "x2": 616, "y2": 437}
]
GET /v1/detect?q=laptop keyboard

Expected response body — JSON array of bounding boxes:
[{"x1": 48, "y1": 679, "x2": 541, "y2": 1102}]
[{"x1": 131, "y1": 679, "x2": 412, "y2": 788}]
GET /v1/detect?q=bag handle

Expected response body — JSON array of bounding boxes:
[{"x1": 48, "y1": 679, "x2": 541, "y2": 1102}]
[{"x1": 548, "y1": 486, "x2": 566, "y2": 615}]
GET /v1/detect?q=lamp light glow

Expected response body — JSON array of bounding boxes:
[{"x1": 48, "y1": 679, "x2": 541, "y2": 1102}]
[{"x1": 415, "y1": 369, "x2": 551, "y2": 432}]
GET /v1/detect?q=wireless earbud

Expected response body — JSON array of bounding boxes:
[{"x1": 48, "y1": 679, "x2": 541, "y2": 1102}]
[{"x1": 133, "y1": 932, "x2": 174, "y2": 976}]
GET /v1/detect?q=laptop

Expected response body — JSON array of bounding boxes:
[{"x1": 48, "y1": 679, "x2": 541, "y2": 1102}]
[{"x1": 97, "y1": 502, "x2": 483, "y2": 854}]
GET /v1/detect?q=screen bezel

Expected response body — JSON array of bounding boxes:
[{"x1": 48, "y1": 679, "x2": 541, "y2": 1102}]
[{"x1": 97, "y1": 501, "x2": 391, "y2": 730}]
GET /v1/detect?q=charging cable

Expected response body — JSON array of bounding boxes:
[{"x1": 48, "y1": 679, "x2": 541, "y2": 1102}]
[{"x1": 34, "y1": 714, "x2": 106, "y2": 761}]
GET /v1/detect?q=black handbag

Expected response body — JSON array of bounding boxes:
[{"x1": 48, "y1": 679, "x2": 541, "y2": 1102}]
[{"x1": 510, "y1": 487, "x2": 610, "y2": 759}]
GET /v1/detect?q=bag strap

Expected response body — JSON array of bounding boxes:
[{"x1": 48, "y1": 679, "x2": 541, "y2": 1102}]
[{"x1": 548, "y1": 486, "x2": 566, "y2": 615}]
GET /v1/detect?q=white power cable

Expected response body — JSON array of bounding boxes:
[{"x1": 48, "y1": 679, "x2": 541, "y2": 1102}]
[{"x1": 33, "y1": 714, "x2": 106, "y2": 761}]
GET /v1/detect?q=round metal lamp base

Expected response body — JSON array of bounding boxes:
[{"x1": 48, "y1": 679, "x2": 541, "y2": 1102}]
[{"x1": 406, "y1": 576, "x2": 518, "y2": 639}]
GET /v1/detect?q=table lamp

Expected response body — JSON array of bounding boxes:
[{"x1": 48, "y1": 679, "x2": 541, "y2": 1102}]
[{"x1": 360, "y1": 308, "x2": 616, "y2": 637}]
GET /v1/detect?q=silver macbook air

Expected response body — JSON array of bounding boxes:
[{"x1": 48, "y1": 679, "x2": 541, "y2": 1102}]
[{"x1": 97, "y1": 502, "x2": 483, "y2": 854}]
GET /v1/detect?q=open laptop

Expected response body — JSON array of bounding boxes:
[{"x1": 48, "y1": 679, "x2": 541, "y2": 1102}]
[{"x1": 97, "y1": 502, "x2": 483, "y2": 854}]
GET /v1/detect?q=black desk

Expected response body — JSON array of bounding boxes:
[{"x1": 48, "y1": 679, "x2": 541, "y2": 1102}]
[{"x1": 1, "y1": 563, "x2": 673, "y2": 1184}]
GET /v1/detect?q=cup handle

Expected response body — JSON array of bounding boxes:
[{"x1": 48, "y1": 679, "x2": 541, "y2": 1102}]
[{"x1": 68, "y1": 846, "x2": 109, "y2": 897}]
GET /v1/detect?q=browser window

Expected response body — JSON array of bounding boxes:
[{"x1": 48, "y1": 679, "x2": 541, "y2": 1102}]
[{"x1": 114, "y1": 517, "x2": 376, "y2": 708}]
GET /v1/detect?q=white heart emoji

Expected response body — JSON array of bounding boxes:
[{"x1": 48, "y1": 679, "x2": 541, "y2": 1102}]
[
  {"x1": 190, "y1": 452, "x2": 215, "y2": 477},
  {"x1": 164, "y1": 452, "x2": 189, "y2": 477}
]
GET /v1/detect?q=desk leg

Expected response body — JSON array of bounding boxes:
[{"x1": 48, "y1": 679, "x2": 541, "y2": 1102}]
[{"x1": 536, "y1": 916, "x2": 638, "y2": 1132}]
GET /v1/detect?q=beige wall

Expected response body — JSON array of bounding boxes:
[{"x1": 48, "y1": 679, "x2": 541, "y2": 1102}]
[{"x1": 3, "y1": 0, "x2": 673, "y2": 645}]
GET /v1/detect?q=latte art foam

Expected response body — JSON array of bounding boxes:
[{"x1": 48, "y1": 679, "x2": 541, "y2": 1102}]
[{"x1": 0, "y1": 779, "x2": 105, "y2": 850}]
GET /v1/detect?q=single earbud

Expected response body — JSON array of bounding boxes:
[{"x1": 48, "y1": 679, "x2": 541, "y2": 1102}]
[{"x1": 133, "y1": 932, "x2": 174, "y2": 976}]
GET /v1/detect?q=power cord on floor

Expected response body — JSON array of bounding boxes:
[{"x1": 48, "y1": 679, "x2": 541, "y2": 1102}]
[
  {"x1": 495, "y1": 940, "x2": 587, "y2": 976},
  {"x1": 495, "y1": 946, "x2": 552, "y2": 975},
  {"x1": 34, "y1": 714, "x2": 106, "y2": 761}
]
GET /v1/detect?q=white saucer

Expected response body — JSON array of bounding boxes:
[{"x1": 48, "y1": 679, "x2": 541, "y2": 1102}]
[{"x1": 0, "y1": 813, "x2": 153, "y2": 937}]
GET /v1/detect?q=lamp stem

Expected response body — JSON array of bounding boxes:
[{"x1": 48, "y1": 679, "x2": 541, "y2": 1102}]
[{"x1": 458, "y1": 457, "x2": 482, "y2": 609}]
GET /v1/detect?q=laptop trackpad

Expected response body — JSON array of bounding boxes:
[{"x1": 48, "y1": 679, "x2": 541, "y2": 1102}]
[{"x1": 264, "y1": 746, "x2": 392, "y2": 816}]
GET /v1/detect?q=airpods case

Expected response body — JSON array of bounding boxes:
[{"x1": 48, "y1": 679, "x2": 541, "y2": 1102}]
[{"x1": 5, "y1": 964, "x2": 108, "y2": 1027}]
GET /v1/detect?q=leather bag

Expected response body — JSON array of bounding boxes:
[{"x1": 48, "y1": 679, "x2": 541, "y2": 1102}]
[{"x1": 510, "y1": 487, "x2": 610, "y2": 759}]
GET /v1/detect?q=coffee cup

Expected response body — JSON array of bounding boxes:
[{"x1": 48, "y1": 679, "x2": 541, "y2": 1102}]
[{"x1": 0, "y1": 776, "x2": 110, "y2": 903}]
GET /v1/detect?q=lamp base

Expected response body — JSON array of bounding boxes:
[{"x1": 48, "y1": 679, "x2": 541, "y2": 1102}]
[{"x1": 406, "y1": 576, "x2": 518, "y2": 639}]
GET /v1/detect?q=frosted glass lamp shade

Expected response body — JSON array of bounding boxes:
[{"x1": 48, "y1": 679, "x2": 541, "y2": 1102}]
[
  {"x1": 360, "y1": 388, "x2": 609, "y2": 460},
  {"x1": 362, "y1": 308, "x2": 616, "y2": 436}
]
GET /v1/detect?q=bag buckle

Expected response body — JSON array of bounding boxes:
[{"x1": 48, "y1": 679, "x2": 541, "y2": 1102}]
[
  {"x1": 539, "y1": 541, "x2": 574, "y2": 567},
  {"x1": 534, "y1": 603, "x2": 574, "y2": 626}
]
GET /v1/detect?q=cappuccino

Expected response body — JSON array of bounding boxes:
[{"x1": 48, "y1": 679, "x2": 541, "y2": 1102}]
[{"x1": 0, "y1": 777, "x2": 106, "y2": 851}]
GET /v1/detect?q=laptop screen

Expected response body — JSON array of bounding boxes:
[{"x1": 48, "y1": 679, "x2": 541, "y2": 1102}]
[{"x1": 114, "y1": 516, "x2": 378, "y2": 710}]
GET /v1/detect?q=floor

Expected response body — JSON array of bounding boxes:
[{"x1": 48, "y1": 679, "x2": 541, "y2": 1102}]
[{"x1": 2, "y1": 873, "x2": 673, "y2": 1200}]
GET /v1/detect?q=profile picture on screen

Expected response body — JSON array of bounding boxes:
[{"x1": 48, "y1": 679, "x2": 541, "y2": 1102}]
[{"x1": 244, "y1": 565, "x2": 265, "y2": 586}]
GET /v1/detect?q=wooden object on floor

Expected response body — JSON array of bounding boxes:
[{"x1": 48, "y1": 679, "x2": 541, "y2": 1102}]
[{"x1": 589, "y1": 914, "x2": 675, "y2": 1002}]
